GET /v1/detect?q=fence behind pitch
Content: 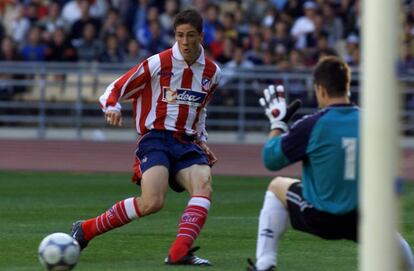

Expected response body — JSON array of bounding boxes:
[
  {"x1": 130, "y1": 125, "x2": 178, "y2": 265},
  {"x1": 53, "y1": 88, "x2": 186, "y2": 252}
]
[{"x1": 0, "y1": 62, "x2": 413, "y2": 142}]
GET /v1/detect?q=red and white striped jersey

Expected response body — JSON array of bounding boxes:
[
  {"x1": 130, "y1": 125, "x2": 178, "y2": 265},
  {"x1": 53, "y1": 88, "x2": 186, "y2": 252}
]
[{"x1": 99, "y1": 42, "x2": 221, "y2": 141}]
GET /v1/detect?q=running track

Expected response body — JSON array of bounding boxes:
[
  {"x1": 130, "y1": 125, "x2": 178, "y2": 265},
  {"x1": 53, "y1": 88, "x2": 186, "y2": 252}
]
[{"x1": 1, "y1": 139, "x2": 413, "y2": 180}]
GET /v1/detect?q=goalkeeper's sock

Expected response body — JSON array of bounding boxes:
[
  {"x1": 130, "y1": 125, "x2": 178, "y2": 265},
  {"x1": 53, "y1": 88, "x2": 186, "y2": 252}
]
[
  {"x1": 256, "y1": 191, "x2": 288, "y2": 270},
  {"x1": 397, "y1": 233, "x2": 414, "y2": 270},
  {"x1": 82, "y1": 197, "x2": 141, "y2": 241},
  {"x1": 168, "y1": 196, "x2": 210, "y2": 262}
]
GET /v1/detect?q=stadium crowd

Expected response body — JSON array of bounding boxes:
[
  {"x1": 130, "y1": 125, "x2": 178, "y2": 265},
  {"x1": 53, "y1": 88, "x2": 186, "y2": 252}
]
[
  {"x1": 0, "y1": 0, "x2": 410, "y2": 70},
  {"x1": 0, "y1": 0, "x2": 413, "y2": 70}
]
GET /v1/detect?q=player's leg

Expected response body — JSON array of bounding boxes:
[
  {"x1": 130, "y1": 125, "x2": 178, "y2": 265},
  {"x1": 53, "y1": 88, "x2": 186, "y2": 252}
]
[
  {"x1": 167, "y1": 164, "x2": 212, "y2": 263},
  {"x1": 253, "y1": 177, "x2": 299, "y2": 271},
  {"x1": 71, "y1": 166, "x2": 169, "y2": 249}
]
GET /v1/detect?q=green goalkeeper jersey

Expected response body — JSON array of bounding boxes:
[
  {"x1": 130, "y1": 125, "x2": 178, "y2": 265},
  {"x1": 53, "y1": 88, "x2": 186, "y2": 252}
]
[{"x1": 262, "y1": 104, "x2": 360, "y2": 215}]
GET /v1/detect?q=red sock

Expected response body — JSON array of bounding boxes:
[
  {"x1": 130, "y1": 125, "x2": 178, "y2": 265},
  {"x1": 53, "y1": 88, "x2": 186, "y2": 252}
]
[
  {"x1": 169, "y1": 196, "x2": 211, "y2": 262},
  {"x1": 81, "y1": 197, "x2": 141, "y2": 241}
]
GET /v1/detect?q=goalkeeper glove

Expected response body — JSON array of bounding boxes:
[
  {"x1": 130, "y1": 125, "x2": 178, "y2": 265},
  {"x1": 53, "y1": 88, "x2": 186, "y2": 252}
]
[{"x1": 259, "y1": 85, "x2": 302, "y2": 132}]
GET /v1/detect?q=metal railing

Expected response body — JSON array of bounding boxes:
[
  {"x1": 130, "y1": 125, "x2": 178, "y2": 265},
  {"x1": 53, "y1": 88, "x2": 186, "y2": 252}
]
[{"x1": 0, "y1": 61, "x2": 413, "y2": 141}]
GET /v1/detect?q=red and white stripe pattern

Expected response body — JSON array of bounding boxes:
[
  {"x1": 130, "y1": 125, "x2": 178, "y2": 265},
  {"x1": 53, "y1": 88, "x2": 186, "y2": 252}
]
[
  {"x1": 99, "y1": 42, "x2": 221, "y2": 141},
  {"x1": 169, "y1": 196, "x2": 211, "y2": 262},
  {"x1": 82, "y1": 197, "x2": 141, "y2": 240},
  {"x1": 176, "y1": 197, "x2": 210, "y2": 241}
]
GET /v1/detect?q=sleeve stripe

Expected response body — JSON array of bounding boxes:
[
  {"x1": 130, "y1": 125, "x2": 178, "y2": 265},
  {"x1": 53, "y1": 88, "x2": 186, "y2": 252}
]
[{"x1": 105, "y1": 61, "x2": 147, "y2": 107}]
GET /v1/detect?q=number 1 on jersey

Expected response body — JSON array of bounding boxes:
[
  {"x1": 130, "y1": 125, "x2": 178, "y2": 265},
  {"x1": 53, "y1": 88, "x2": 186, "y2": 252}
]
[{"x1": 342, "y1": 137, "x2": 357, "y2": 181}]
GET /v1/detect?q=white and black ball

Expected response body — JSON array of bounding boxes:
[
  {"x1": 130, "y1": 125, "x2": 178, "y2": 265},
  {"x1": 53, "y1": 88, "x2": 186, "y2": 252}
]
[{"x1": 38, "y1": 232, "x2": 80, "y2": 271}]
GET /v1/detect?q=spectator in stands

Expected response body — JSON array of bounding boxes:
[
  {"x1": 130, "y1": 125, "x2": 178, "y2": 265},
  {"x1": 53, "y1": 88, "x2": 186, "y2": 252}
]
[
  {"x1": 0, "y1": 36, "x2": 21, "y2": 61},
  {"x1": 262, "y1": 49, "x2": 275, "y2": 66},
  {"x1": 1, "y1": 0, "x2": 22, "y2": 37},
  {"x1": 240, "y1": 22, "x2": 259, "y2": 51},
  {"x1": 225, "y1": 45, "x2": 254, "y2": 69},
  {"x1": 233, "y1": 4, "x2": 249, "y2": 37},
  {"x1": 30, "y1": 0, "x2": 49, "y2": 20},
  {"x1": 131, "y1": 0, "x2": 150, "y2": 42},
  {"x1": 0, "y1": 0, "x2": 378, "y2": 71},
  {"x1": 222, "y1": 11, "x2": 238, "y2": 40},
  {"x1": 99, "y1": 34, "x2": 123, "y2": 63},
  {"x1": 313, "y1": 34, "x2": 337, "y2": 62},
  {"x1": 159, "y1": 0, "x2": 179, "y2": 31},
  {"x1": 114, "y1": 23, "x2": 131, "y2": 54},
  {"x1": 122, "y1": 38, "x2": 148, "y2": 64},
  {"x1": 38, "y1": 2, "x2": 67, "y2": 35},
  {"x1": 209, "y1": 25, "x2": 225, "y2": 59},
  {"x1": 290, "y1": 1, "x2": 318, "y2": 49},
  {"x1": 112, "y1": 0, "x2": 133, "y2": 28},
  {"x1": 245, "y1": 33, "x2": 264, "y2": 65},
  {"x1": 145, "y1": 20, "x2": 169, "y2": 55},
  {"x1": 26, "y1": 2, "x2": 42, "y2": 23},
  {"x1": 270, "y1": 0, "x2": 288, "y2": 12},
  {"x1": 321, "y1": 2, "x2": 344, "y2": 44},
  {"x1": 46, "y1": 27, "x2": 77, "y2": 62},
  {"x1": 20, "y1": 26, "x2": 48, "y2": 61},
  {"x1": 202, "y1": 3, "x2": 221, "y2": 47},
  {"x1": 134, "y1": 5, "x2": 160, "y2": 49},
  {"x1": 340, "y1": 0, "x2": 360, "y2": 38},
  {"x1": 287, "y1": 48, "x2": 306, "y2": 70},
  {"x1": 304, "y1": 15, "x2": 327, "y2": 50},
  {"x1": 261, "y1": 6, "x2": 278, "y2": 28},
  {"x1": 344, "y1": 33, "x2": 360, "y2": 67},
  {"x1": 69, "y1": 0, "x2": 101, "y2": 42},
  {"x1": 10, "y1": 3, "x2": 39, "y2": 43},
  {"x1": 245, "y1": 0, "x2": 270, "y2": 24},
  {"x1": 61, "y1": 0, "x2": 85, "y2": 26},
  {"x1": 159, "y1": 0, "x2": 180, "y2": 44},
  {"x1": 62, "y1": 0, "x2": 107, "y2": 26},
  {"x1": 52, "y1": 0, "x2": 71, "y2": 8},
  {"x1": 74, "y1": 22, "x2": 104, "y2": 62},
  {"x1": 0, "y1": 36, "x2": 25, "y2": 99},
  {"x1": 261, "y1": 26, "x2": 275, "y2": 52},
  {"x1": 99, "y1": 8, "x2": 121, "y2": 39},
  {"x1": 215, "y1": 36, "x2": 235, "y2": 65},
  {"x1": 271, "y1": 20, "x2": 294, "y2": 57},
  {"x1": 280, "y1": 0, "x2": 303, "y2": 25},
  {"x1": 303, "y1": 15, "x2": 337, "y2": 65},
  {"x1": 88, "y1": 0, "x2": 108, "y2": 20}
]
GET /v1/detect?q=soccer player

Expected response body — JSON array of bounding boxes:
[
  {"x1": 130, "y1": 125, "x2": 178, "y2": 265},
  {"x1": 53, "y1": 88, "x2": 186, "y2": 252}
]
[
  {"x1": 70, "y1": 9, "x2": 221, "y2": 266},
  {"x1": 248, "y1": 56, "x2": 414, "y2": 271}
]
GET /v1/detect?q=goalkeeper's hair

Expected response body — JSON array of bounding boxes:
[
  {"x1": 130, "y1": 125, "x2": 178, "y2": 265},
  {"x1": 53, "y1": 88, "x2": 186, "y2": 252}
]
[
  {"x1": 173, "y1": 9, "x2": 203, "y2": 34},
  {"x1": 313, "y1": 56, "x2": 351, "y2": 98}
]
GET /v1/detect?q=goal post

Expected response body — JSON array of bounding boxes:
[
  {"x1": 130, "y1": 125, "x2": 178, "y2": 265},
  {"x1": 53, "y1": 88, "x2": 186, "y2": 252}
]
[{"x1": 360, "y1": 0, "x2": 400, "y2": 270}]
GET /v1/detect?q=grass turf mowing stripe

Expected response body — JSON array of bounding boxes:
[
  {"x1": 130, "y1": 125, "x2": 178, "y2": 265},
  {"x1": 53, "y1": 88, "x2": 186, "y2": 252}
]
[{"x1": 0, "y1": 171, "x2": 412, "y2": 271}]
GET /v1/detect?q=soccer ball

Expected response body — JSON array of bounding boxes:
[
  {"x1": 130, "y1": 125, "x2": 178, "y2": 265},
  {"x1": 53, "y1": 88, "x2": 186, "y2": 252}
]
[{"x1": 38, "y1": 232, "x2": 81, "y2": 271}]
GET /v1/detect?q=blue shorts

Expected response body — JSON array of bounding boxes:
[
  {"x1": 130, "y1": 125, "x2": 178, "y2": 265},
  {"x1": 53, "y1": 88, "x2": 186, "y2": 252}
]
[{"x1": 133, "y1": 130, "x2": 209, "y2": 192}]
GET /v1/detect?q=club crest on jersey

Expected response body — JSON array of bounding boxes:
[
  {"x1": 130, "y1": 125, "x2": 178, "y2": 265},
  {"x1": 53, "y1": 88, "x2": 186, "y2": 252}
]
[
  {"x1": 162, "y1": 86, "x2": 206, "y2": 106},
  {"x1": 201, "y1": 77, "x2": 212, "y2": 91}
]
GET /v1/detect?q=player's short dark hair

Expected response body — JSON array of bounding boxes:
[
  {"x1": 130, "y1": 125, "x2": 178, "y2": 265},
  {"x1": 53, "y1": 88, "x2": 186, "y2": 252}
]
[
  {"x1": 173, "y1": 9, "x2": 203, "y2": 34},
  {"x1": 313, "y1": 56, "x2": 351, "y2": 97}
]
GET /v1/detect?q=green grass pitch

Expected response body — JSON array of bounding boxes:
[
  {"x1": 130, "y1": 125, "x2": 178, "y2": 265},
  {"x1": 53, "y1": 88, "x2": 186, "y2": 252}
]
[{"x1": 0, "y1": 171, "x2": 413, "y2": 271}]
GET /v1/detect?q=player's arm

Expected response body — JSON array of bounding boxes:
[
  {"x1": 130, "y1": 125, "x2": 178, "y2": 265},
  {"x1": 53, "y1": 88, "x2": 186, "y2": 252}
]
[
  {"x1": 196, "y1": 108, "x2": 218, "y2": 166},
  {"x1": 195, "y1": 67, "x2": 221, "y2": 166},
  {"x1": 259, "y1": 85, "x2": 302, "y2": 171},
  {"x1": 99, "y1": 61, "x2": 150, "y2": 127}
]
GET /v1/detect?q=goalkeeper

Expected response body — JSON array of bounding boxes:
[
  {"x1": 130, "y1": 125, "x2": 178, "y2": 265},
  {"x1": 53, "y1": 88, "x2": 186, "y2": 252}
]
[{"x1": 248, "y1": 56, "x2": 414, "y2": 271}]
